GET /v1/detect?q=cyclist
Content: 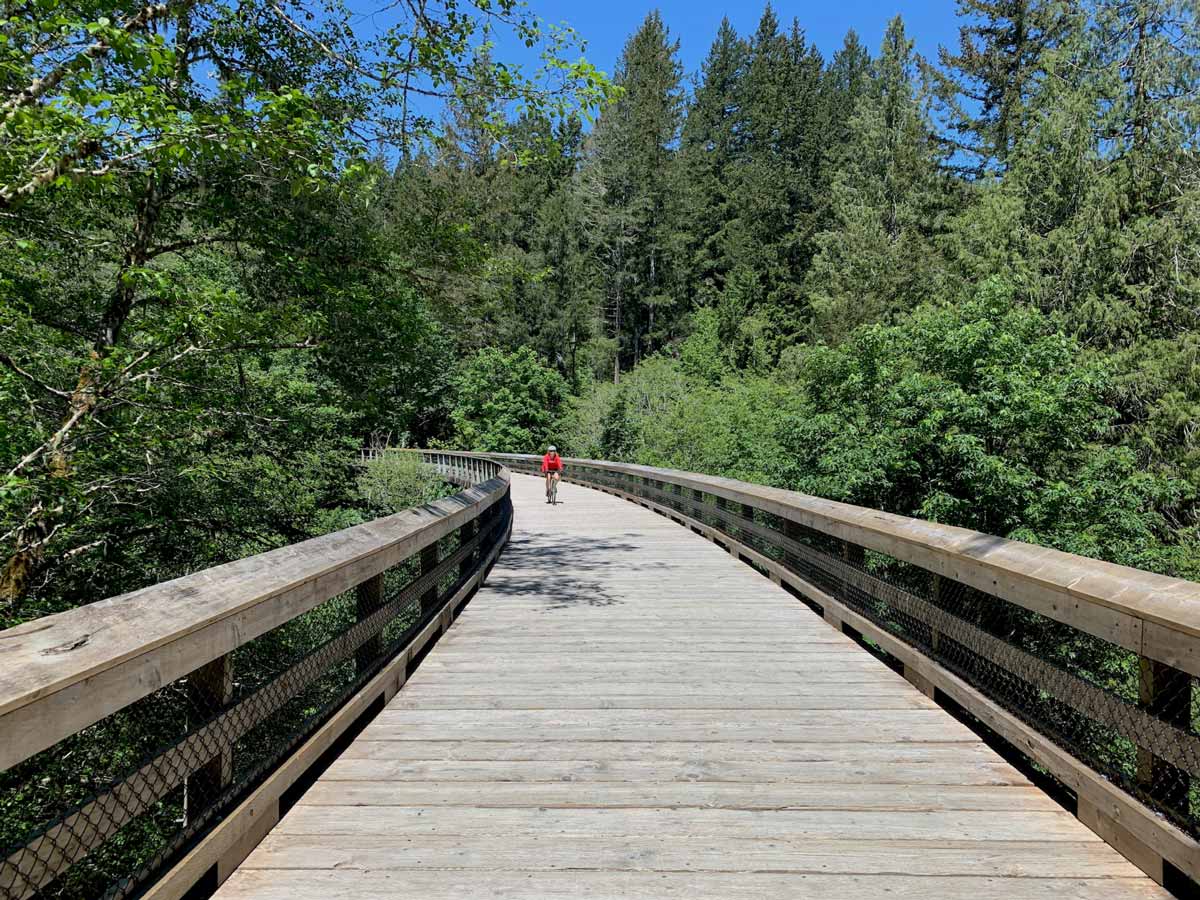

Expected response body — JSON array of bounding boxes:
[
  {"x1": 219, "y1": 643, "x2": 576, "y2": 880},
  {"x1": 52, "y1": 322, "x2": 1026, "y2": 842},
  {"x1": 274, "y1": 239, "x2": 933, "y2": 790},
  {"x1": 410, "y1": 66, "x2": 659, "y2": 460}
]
[{"x1": 541, "y1": 445, "x2": 563, "y2": 503}]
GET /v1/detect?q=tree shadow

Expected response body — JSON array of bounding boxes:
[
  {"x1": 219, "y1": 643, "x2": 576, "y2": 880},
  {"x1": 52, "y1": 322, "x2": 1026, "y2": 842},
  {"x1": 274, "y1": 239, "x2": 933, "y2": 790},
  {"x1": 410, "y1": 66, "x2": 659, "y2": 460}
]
[{"x1": 486, "y1": 533, "x2": 657, "y2": 609}]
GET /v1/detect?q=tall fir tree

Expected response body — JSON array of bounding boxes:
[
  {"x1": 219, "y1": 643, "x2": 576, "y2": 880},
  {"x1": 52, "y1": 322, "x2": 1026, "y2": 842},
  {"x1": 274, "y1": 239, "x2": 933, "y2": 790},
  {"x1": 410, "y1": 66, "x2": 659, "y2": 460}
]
[
  {"x1": 1089, "y1": 0, "x2": 1200, "y2": 341},
  {"x1": 679, "y1": 18, "x2": 748, "y2": 304},
  {"x1": 494, "y1": 114, "x2": 599, "y2": 383},
  {"x1": 722, "y1": 6, "x2": 828, "y2": 346},
  {"x1": 807, "y1": 15, "x2": 952, "y2": 341},
  {"x1": 823, "y1": 30, "x2": 874, "y2": 159},
  {"x1": 944, "y1": 0, "x2": 1200, "y2": 345},
  {"x1": 937, "y1": 0, "x2": 1070, "y2": 172},
  {"x1": 782, "y1": 20, "x2": 831, "y2": 269},
  {"x1": 581, "y1": 11, "x2": 685, "y2": 380}
]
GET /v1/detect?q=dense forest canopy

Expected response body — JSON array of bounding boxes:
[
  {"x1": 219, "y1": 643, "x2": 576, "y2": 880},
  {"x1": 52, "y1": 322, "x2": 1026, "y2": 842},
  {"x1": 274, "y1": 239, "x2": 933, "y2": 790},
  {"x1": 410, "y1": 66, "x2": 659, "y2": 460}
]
[{"x1": 2, "y1": 0, "x2": 1199, "y2": 626}]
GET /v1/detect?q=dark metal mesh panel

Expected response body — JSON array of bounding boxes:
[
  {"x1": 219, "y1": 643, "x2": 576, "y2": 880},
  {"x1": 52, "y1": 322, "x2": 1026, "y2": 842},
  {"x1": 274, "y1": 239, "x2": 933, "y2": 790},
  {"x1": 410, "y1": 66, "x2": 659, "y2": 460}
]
[
  {"x1": 0, "y1": 459, "x2": 511, "y2": 900},
  {"x1": 538, "y1": 460, "x2": 1199, "y2": 841}
]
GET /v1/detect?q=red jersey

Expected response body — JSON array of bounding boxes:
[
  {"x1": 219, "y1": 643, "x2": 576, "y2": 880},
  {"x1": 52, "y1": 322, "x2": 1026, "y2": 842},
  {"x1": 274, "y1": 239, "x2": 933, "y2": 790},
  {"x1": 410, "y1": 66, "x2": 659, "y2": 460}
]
[{"x1": 541, "y1": 452, "x2": 563, "y2": 472}]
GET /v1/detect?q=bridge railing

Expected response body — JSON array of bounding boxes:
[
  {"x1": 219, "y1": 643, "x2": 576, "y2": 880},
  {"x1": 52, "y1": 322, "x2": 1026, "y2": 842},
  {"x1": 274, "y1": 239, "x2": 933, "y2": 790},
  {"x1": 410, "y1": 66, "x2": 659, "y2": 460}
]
[
  {"x1": 489, "y1": 451, "x2": 1200, "y2": 888},
  {"x1": 0, "y1": 451, "x2": 511, "y2": 900}
]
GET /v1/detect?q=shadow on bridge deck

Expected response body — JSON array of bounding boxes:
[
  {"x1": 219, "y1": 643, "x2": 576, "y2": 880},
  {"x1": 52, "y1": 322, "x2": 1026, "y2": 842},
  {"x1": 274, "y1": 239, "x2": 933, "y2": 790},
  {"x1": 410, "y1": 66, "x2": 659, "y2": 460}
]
[{"x1": 213, "y1": 474, "x2": 1168, "y2": 899}]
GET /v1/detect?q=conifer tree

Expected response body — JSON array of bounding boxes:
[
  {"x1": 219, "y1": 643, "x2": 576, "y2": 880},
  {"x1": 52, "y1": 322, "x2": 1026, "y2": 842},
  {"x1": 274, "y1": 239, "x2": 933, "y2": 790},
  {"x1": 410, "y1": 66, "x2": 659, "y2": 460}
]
[
  {"x1": 723, "y1": 6, "x2": 828, "y2": 336},
  {"x1": 1088, "y1": 0, "x2": 1200, "y2": 341},
  {"x1": 807, "y1": 16, "x2": 951, "y2": 341},
  {"x1": 581, "y1": 11, "x2": 685, "y2": 379},
  {"x1": 823, "y1": 30, "x2": 874, "y2": 158},
  {"x1": 944, "y1": 0, "x2": 1200, "y2": 346},
  {"x1": 937, "y1": 0, "x2": 1070, "y2": 172},
  {"x1": 679, "y1": 18, "x2": 748, "y2": 303}
]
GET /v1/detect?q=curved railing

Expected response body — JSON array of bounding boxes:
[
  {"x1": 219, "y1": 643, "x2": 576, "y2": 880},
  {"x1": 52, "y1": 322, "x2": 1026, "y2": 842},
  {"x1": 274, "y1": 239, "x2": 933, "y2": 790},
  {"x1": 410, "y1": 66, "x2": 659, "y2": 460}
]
[
  {"x1": 484, "y1": 452, "x2": 1200, "y2": 889},
  {"x1": 0, "y1": 452, "x2": 511, "y2": 900},
  {"x1": 4, "y1": 448, "x2": 1199, "y2": 894}
]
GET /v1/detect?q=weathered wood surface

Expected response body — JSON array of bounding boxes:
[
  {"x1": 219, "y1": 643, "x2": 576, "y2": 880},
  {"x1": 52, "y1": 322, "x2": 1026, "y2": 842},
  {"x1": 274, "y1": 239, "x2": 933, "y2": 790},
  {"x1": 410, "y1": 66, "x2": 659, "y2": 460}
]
[
  {"x1": 0, "y1": 462, "x2": 505, "y2": 771},
  {"x1": 215, "y1": 474, "x2": 1167, "y2": 899},
  {"x1": 486, "y1": 452, "x2": 1200, "y2": 677}
]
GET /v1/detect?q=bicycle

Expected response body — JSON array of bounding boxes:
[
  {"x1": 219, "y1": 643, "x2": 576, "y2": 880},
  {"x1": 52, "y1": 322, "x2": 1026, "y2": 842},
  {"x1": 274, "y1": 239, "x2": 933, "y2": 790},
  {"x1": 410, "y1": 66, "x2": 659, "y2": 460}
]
[{"x1": 545, "y1": 472, "x2": 559, "y2": 505}]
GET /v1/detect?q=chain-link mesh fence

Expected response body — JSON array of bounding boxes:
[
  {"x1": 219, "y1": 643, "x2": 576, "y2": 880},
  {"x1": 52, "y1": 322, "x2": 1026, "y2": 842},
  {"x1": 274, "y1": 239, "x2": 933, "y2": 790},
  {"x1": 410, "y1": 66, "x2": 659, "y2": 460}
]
[
  {"x1": 501, "y1": 458, "x2": 1198, "y2": 844},
  {"x1": 0, "y1": 455, "x2": 510, "y2": 900}
]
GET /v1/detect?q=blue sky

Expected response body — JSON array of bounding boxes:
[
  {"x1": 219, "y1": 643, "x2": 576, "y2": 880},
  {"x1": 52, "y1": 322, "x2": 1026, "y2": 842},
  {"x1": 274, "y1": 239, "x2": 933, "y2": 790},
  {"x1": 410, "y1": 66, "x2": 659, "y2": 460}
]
[
  {"x1": 342, "y1": 1, "x2": 968, "y2": 135},
  {"x1": 511, "y1": 1, "x2": 962, "y2": 85}
]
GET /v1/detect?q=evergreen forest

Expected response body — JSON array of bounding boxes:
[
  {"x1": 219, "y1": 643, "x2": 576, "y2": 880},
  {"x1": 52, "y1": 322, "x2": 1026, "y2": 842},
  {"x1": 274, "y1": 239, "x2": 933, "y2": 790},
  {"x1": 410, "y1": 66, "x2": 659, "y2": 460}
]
[{"x1": 3, "y1": 0, "x2": 1200, "y2": 629}]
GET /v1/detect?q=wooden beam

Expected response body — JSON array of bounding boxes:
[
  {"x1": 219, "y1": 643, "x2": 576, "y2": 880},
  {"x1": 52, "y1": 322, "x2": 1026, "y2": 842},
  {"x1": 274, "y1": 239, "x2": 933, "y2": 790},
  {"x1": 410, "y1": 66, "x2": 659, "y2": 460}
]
[{"x1": 0, "y1": 464, "x2": 509, "y2": 770}]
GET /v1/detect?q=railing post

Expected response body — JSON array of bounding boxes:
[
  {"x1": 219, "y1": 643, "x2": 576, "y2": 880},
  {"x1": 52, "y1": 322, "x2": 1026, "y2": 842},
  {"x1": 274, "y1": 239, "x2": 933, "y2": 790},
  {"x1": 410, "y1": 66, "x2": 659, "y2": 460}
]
[
  {"x1": 776, "y1": 517, "x2": 804, "y2": 591},
  {"x1": 420, "y1": 540, "x2": 442, "y2": 632},
  {"x1": 830, "y1": 539, "x2": 866, "y2": 637},
  {"x1": 355, "y1": 572, "x2": 384, "y2": 676},
  {"x1": 781, "y1": 517, "x2": 802, "y2": 544},
  {"x1": 186, "y1": 653, "x2": 234, "y2": 823},
  {"x1": 840, "y1": 540, "x2": 864, "y2": 598},
  {"x1": 459, "y1": 517, "x2": 478, "y2": 583},
  {"x1": 1137, "y1": 658, "x2": 1192, "y2": 818},
  {"x1": 421, "y1": 542, "x2": 439, "y2": 601}
]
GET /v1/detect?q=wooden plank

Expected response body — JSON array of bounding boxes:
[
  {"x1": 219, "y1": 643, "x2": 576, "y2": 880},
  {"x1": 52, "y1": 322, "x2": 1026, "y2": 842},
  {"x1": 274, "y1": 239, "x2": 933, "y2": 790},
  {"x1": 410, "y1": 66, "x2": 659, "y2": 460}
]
[
  {"x1": 241, "y1": 834, "x2": 1139, "y2": 877},
  {"x1": 336, "y1": 740, "x2": 994, "y2": 763},
  {"x1": 485, "y1": 453, "x2": 1200, "y2": 673},
  {"x1": 214, "y1": 474, "x2": 1169, "y2": 900},
  {"x1": 298, "y1": 781, "x2": 1056, "y2": 812},
  {"x1": 217, "y1": 869, "x2": 1165, "y2": 900},
  {"x1": 269, "y1": 803, "x2": 1099, "y2": 842},
  {"x1": 361, "y1": 707, "x2": 971, "y2": 736},
  {"x1": 382, "y1": 692, "x2": 934, "y2": 710},
  {"x1": 318, "y1": 757, "x2": 1026, "y2": 785}
]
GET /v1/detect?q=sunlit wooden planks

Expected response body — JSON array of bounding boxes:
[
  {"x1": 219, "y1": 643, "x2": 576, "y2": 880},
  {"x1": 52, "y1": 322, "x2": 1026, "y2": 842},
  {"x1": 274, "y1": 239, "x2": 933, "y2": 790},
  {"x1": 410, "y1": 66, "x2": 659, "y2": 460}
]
[{"x1": 215, "y1": 473, "x2": 1167, "y2": 900}]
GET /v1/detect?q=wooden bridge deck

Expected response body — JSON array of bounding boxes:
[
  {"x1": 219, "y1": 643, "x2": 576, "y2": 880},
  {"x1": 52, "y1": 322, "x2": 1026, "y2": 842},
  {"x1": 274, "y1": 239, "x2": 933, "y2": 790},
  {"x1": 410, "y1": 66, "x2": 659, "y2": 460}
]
[{"x1": 215, "y1": 474, "x2": 1167, "y2": 899}]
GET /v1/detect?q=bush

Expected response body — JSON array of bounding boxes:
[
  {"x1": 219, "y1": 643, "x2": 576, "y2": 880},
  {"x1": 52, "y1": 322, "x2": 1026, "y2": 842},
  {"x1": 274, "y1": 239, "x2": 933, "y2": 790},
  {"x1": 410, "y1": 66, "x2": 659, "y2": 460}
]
[{"x1": 356, "y1": 453, "x2": 450, "y2": 516}]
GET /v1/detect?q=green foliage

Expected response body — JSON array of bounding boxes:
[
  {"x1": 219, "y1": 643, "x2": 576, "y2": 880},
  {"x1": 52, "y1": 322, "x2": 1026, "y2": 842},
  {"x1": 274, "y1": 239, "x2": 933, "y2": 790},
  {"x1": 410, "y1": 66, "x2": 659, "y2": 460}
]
[
  {"x1": 3, "y1": 0, "x2": 1199, "y2": 631},
  {"x1": 678, "y1": 308, "x2": 728, "y2": 386},
  {"x1": 450, "y1": 346, "x2": 569, "y2": 452},
  {"x1": 0, "y1": 0, "x2": 614, "y2": 613},
  {"x1": 807, "y1": 17, "x2": 956, "y2": 342},
  {"x1": 356, "y1": 453, "x2": 452, "y2": 517},
  {"x1": 561, "y1": 278, "x2": 1199, "y2": 578}
]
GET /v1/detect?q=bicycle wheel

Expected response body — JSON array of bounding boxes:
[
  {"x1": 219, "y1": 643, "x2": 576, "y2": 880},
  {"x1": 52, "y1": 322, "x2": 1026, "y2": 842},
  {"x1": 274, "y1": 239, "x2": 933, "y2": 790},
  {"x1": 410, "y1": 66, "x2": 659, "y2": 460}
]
[{"x1": 550, "y1": 478, "x2": 558, "y2": 504}]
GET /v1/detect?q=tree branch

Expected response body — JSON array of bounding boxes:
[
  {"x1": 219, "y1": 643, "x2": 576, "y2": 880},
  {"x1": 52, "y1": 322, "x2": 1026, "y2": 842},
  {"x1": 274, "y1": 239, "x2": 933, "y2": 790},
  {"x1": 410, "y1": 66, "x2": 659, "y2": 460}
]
[
  {"x1": 0, "y1": 353, "x2": 71, "y2": 398},
  {"x1": 1, "y1": 4, "x2": 170, "y2": 121}
]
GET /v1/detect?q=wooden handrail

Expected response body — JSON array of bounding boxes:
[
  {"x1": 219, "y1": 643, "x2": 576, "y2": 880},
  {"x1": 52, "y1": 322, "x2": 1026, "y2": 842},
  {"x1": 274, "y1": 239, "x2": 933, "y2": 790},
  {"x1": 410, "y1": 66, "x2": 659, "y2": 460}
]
[
  {"x1": 0, "y1": 454, "x2": 508, "y2": 771},
  {"x1": 479, "y1": 451, "x2": 1200, "y2": 886},
  {"x1": 481, "y1": 452, "x2": 1200, "y2": 677}
]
